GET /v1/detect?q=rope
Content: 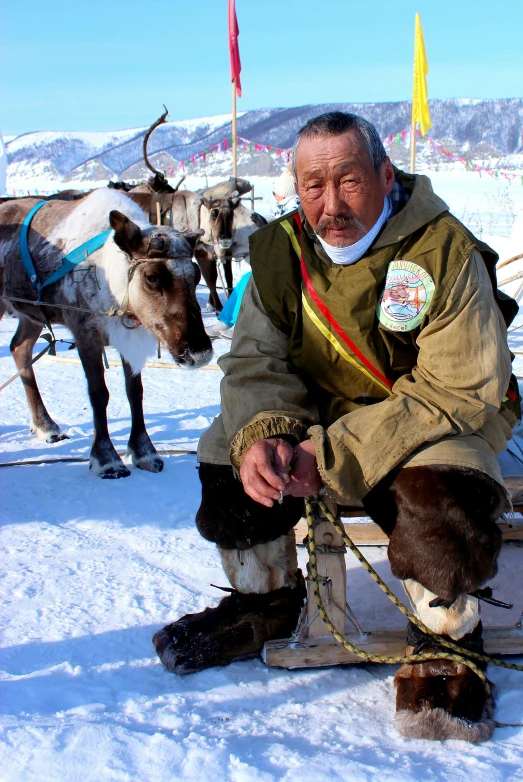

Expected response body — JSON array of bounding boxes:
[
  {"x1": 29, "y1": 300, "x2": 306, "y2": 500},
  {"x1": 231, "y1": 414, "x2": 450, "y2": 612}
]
[
  {"x1": 1, "y1": 294, "x2": 115, "y2": 317},
  {"x1": 0, "y1": 335, "x2": 59, "y2": 393},
  {"x1": 1, "y1": 255, "x2": 156, "y2": 320},
  {"x1": 305, "y1": 496, "x2": 523, "y2": 697}
]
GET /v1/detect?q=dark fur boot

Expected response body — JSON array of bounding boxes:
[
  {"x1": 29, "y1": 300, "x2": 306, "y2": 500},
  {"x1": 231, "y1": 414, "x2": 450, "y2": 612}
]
[
  {"x1": 153, "y1": 572, "x2": 306, "y2": 674},
  {"x1": 394, "y1": 621, "x2": 495, "y2": 743},
  {"x1": 196, "y1": 463, "x2": 304, "y2": 550}
]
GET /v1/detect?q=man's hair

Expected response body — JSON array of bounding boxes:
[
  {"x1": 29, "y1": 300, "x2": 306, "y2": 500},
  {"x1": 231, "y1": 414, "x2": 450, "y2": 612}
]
[{"x1": 292, "y1": 111, "x2": 387, "y2": 177}]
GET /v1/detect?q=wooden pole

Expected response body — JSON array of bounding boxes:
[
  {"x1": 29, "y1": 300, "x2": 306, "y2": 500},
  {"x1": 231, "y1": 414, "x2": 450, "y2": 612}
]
[
  {"x1": 410, "y1": 13, "x2": 417, "y2": 174},
  {"x1": 410, "y1": 121, "x2": 417, "y2": 174},
  {"x1": 232, "y1": 78, "x2": 237, "y2": 179}
]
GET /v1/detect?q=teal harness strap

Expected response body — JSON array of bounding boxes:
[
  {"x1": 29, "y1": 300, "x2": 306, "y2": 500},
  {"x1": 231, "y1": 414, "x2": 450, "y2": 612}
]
[
  {"x1": 18, "y1": 201, "x2": 111, "y2": 300},
  {"x1": 19, "y1": 201, "x2": 47, "y2": 290},
  {"x1": 39, "y1": 229, "x2": 112, "y2": 298}
]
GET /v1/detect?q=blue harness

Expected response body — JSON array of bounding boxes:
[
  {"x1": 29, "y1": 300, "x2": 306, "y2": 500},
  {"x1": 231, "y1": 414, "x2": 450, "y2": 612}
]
[{"x1": 20, "y1": 201, "x2": 112, "y2": 300}]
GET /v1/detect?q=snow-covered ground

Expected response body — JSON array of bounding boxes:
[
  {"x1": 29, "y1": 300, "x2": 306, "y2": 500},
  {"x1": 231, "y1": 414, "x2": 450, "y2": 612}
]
[{"x1": 1, "y1": 174, "x2": 523, "y2": 780}]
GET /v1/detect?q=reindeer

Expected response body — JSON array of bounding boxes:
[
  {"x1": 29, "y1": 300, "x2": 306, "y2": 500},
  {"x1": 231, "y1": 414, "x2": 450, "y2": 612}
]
[
  {"x1": 0, "y1": 188, "x2": 211, "y2": 478},
  {"x1": 2, "y1": 108, "x2": 267, "y2": 314},
  {"x1": 194, "y1": 195, "x2": 266, "y2": 311},
  {"x1": 122, "y1": 108, "x2": 267, "y2": 312}
]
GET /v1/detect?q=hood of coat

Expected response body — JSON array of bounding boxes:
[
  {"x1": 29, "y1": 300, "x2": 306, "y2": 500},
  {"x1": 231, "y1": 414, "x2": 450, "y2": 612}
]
[{"x1": 373, "y1": 168, "x2": 449, "y2": 250}]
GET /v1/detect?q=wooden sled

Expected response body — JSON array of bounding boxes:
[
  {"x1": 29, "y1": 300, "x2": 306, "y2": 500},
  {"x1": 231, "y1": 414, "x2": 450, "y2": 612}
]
[{"x1": 263, "y1": 475, "x2": 523, "y2": 669}]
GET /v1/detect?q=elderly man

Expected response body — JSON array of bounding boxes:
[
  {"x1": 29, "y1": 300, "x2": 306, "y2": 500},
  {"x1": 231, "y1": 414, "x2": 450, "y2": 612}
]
[{"x1": 154, "y1": 112, "x2": 519, "y2": 743}]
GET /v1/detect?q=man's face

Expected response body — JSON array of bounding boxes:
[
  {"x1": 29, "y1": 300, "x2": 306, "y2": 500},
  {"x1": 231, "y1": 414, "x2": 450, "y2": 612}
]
[{"x1": 294, "y1": 130, "x2": 395, "y2": 247}]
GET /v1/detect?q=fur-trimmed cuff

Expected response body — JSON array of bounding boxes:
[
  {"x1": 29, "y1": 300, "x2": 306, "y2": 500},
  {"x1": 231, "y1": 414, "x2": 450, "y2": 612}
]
[
  {"x1": 307, "y1": 424, "x2": 369, "y2": 505},
  {"x1": 230, "y1": 415, "x2": 306, "y2": 469}
]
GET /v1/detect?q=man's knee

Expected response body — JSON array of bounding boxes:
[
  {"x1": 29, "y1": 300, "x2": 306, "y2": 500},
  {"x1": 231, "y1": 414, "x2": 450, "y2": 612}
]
[
  {"x1": 364, "y1": 465, "x2": 507, "y2": 600},
  {"x1": 195, "y1": 462, "x2": 304, "y2": 550}
]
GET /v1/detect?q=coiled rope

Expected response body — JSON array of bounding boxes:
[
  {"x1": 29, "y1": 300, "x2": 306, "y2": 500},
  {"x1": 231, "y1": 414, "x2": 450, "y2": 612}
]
[{"x1": 305, "y1": 496, "x2": 523, "y2": 698}]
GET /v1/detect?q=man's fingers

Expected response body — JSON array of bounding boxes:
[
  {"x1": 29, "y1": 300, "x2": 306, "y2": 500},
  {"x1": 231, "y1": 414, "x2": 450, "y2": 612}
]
[
  {"x1": 256, "y1": 451, "x2": 287, "y2": 491},
  {"x1": 283, "y1": 473, "x2": 323, "y2": 497},
  {"x1": 240, "y1": 438, "x2": 296, "y2": 507},
  {"x1": 243, "y1": 483, "x2": 274, "y2": 507},
  {"x1": 247, "y1": 466, "x2": 282, "y2": 499}
]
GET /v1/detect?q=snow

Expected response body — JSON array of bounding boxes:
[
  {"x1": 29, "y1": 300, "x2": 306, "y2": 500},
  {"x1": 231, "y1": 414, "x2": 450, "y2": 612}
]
[
  {"x1": 0, "y1": 131, "x2": 6, "y2": 195},
  {"x1": 2, "y1": 177, "x2": 523, "y2": 780},
  {"x1": 6, "y1": 128, "x2": 144, "y2": 155},
  {"x1": 171, "y1": 113, "x2": 246, "y2": 133},
  {"x1": 5, "y1": 115, "x2": 243, "y2": 156}
]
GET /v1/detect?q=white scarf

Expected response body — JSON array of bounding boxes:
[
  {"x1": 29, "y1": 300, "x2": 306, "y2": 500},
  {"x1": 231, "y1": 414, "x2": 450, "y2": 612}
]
[{"x1": 317, "y1": 196, "x2": 391, "y2": 265}]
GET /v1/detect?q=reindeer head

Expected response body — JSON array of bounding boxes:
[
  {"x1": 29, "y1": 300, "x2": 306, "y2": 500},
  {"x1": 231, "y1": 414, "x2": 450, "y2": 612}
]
[
  {"x1": 109, "y1": 210, "x2": 212, "y2": 368},
  {"x1": 201, "y1": 196, "x2": 241, "y2": 256}
]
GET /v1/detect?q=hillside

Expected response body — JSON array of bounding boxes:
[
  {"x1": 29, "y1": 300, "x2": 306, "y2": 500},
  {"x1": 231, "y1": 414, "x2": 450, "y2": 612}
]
[{"x1": 5, "y1": 98, "x2": 523, "y2": 184}]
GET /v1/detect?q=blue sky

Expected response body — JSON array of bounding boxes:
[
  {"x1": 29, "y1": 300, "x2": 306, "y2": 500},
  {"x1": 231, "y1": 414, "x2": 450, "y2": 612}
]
[{"x1": 2, "y1": 0, "x2": 522, "y2": 136}]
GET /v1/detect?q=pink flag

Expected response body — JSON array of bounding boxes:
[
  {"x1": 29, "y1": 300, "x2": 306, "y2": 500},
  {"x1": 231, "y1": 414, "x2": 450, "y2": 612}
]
[{"x1": 228, "y1": 0, "x2": 242, "y2": 97}]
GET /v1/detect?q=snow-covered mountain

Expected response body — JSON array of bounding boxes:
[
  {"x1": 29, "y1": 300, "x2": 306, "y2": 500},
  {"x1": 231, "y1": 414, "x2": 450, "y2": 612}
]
[{"x1": 6, "y1": 99, "x2": 523, "y2": 185}]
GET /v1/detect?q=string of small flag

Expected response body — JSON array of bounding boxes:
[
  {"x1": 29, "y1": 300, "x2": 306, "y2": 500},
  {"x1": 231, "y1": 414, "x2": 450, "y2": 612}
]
[
  {"x1": 8, "y1": 129, "x2": 522, "y2": 197},
  {"x1": 164, "y1": 135, "x2": 293, "y2": 177},
  {"x1": 165, "y1": 130, "x2": 521, "y2": 184},
  {"x1": 384, "y1": 128, "x2": 520, "y2": 182}
]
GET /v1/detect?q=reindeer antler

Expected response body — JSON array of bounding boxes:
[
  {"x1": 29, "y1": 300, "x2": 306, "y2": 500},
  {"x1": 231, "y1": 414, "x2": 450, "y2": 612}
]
[
  {"x1": 171, "y1": 175, "x2": 186, "y2": 194},
  {"x1": 143, "y1": 105, "x2": 169, "y2": 176}
]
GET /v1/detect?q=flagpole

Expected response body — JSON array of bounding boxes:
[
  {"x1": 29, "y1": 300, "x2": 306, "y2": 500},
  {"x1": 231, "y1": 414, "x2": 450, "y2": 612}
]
[
  {"x1": 410, "y1": 121, "x2": 416, "y2": 174},
  {"x1": 410, "y1": 13, "x2": 417, "y2": 174},
  {"x1": 232, "y1": 77, "x2": 237, "y2": 179}
]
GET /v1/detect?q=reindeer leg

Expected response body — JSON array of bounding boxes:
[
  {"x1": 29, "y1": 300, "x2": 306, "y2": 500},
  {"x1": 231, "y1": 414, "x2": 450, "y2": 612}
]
[
  {"x1": 10, "y1": 316, "x2": 68, "y2": 442},
  {"x1": 194, "y1": 245, "x2": 222, "y2": 312},
  {"x1": 0, "y1": 268, "x2": 8, "y2": 321},
  {"x1": 122, "y1": 358, "x2": 163, "y2": 473},
  {"x1": 76, "y1": 335, "x2": 130, "y2": 479},
  {"x1": 223, "y1": 254, "x2": 234, "y2": 297}
]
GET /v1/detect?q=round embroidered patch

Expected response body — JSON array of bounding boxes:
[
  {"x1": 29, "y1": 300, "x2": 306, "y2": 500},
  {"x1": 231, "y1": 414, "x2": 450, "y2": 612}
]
[{"x1": 377, "y1": 260, "x2": 435, "y2": 332}]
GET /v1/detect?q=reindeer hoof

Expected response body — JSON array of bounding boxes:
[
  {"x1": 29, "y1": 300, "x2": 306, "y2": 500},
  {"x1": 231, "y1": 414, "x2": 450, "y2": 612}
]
[
  {"x1": 99, "y1": 465, "x2": 131, "y2": 479},
  {"x1": 48, "y1": 432, "x2": 69, "y2": 443},
  {"x1": 134, "y1": 454, "x2": 164, "y2": 473},
  {"x1": 31, "y1": 423, "x2": 69, "y2": 443},
  {"x1": 90, "y1": 454, "x2": 131, "y2": 479}
]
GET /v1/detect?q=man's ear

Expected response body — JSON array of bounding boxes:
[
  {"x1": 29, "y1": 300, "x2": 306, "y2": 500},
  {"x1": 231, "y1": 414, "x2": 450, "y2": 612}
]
[
  {"x1": 109, "y1": 210, "x2": 143, "y2": 254},
  {"x1": 381, "y1": 157, "x2": 395, "y2": 196}
]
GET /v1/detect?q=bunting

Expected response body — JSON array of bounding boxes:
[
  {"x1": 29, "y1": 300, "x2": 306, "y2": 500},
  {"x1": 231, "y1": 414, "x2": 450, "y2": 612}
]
[
  {"x1": 385, "y1": 129, "x2": 520, "y2": 182},
  {"x1": 8, "y1": 129, "x2": 521, "y2": 197}
]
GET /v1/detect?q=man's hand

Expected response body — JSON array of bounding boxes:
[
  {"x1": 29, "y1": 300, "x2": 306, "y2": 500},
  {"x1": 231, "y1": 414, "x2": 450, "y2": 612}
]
[
  {"x1": 240, "y1": 437, "x2": 323, "y2": 507},
  {"x1": 283, "y1": 440, "x2": 322, "y2": 498},
  {"x1": 240, "y1": 438, "x2": 294, "y2": 507}
]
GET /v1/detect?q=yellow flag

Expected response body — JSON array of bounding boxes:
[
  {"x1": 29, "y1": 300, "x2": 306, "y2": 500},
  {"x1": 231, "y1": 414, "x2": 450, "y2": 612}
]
[{"x1": 412, "y1": 13, "x2": 432, "y2": 137}]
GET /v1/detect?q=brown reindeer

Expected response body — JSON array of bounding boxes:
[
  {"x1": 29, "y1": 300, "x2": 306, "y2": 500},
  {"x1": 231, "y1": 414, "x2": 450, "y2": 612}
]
[
  {"x1": 0, "y1": 188, "x2": 211, "y2": 478},
  {"x1": 165, "y1": 192, "x2": 266, "y2": 312},
  {"x1": 124, "y1": 108, "x2": 267, "y2": 311}
]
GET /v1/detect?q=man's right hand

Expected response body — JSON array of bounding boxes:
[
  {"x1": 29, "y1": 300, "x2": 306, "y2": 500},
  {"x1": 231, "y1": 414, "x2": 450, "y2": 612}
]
[{"x1": 240, "y1": 437, "x2": 293, "y2": 507}]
